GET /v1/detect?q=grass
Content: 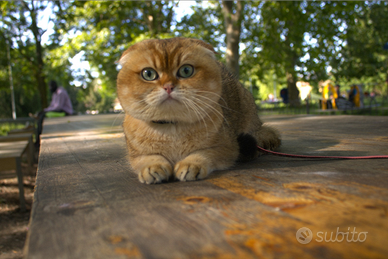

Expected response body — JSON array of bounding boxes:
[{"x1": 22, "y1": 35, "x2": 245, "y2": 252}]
[{"x1": 0, "y1": 123, "x2": 26, "y2": 136}]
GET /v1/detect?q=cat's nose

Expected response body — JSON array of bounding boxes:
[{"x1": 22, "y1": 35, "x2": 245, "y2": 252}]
[{"x1": 163, "y1": 83, "x2": 174, "y2": 95}]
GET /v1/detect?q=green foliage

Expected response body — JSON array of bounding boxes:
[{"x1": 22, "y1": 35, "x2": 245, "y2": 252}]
[
  {"x1": 175, "y1": 1, "x2": 224, "y2": 53},
  {"x1": 0, "y1": 123, "x2": 25, "y2": 136},
  {"x1": 331, "y1": 2, "x2": 388, "y2": 80},
  {"x1": 0, "y1": 0, "x2": 387, "y2": 118},
  {"x1": 0, "y1": 32, "x2": 43, "y2": 117},
  {"x1": 76, "y1": 79, "x2": 116, "y2": 113},
  {"x1": 1, "y1": 1, "x2": 51, "y2": 109}
]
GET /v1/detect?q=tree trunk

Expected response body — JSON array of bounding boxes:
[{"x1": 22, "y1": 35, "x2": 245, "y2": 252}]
[
  {"x1": 144, "y1": 2, "x2": 156, "y2": 36},
  {"x1": 35, "y1": 72, "x2": 47, "y2": 109},
  {"x1": 286, "y1": 72, "x2": 300, "y2": 107},
  {"x1": 143, "y1": 2, "x2": 175, "y2": 36},
  {"x1": 32, "y1": 32, "x2": 47, "y2": 109},
  {"x1": 27, "y1": 1, "x2": 48, "y2": 109},
  {"x1": 222, "y1": 1, "x2": 244, "y2": 78}
]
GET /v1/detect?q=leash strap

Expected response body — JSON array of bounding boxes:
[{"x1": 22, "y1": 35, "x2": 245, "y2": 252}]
[{"x1": 257, "y1": 145, "x2": 388, "y2": 159}]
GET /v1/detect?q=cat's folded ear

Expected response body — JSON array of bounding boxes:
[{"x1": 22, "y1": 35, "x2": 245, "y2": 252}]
[
  {"x1": 117, "y1": 38, "x2": 218, "y2": 66},
  {"x1": 117, "y1": 39, "x2": 155, "y2": 66},
  {"x1": 189, "y1": 38, "x2": 218, "y2": 55},
  {"x1": 117, "y1": 45, "x2": 137, "y2": 66}
]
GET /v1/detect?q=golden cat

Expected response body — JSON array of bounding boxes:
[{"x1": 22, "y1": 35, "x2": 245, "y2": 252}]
[{"x1": 117, "y1": 38, "x2": 281, "y2": 184}]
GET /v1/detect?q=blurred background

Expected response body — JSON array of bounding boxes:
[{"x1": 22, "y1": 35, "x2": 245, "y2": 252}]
[{"x1": 1, "y1": 0, "x2": 388, "y2": 119}]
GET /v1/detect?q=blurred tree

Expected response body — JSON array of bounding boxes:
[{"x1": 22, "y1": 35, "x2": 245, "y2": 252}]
[
  {"x1": 1, "y1": 1, "x2": 49, "y2": 109},
  {"x1": 175, "y1": 1, "x2": 224, "y2": 53},
  {"x1": 222, "y1": 1, "x2": 245, "y2": 77},
  {"x1": 141, "y1": 1, "x2": 177, "y2": 37},
  {"x1": 176, "y1": 1, "x2": 247, "y2": 79},
  {"x1": 330, "y1": 1, "x2": 388, "y2": 95},
  {"x1": 1, "y1": 0, "x2": 388, "y2": 117},
  {"x1": 241, "y1": 1, "x2": 365, "y2": 105},
  {"x1": 50, "y1": 0, "x2": 177, "y2": 112},
  {"x1": 257, "y1": 1, "x2": 312, "y2": 106},
  {"x1": 52, "y1": 1, "x2": 177, "y2": 88}
]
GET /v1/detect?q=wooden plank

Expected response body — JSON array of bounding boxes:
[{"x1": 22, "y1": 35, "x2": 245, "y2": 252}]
[
  {"x1": 41, "y1": 114, "x2": 124, "y2": 138},
  {"x1": 25, "y1": 114, "x2": 388, "y2": 259},
  {"x1": 0, "y1": 141, "x2": 28, "y2": 159},
  {"x1": 0, "y1": 117, "x2": 35, "y2": 124},
  {"x1": 15, "y1": 156, "x2": 26, "y2": 212},
  {"x1": 8, "y1": 128, "x2": 34, "y2": 135},
  {"x1": 0, "y1": 117, "x2": 36, "y2": 138},
  {"x1": 0, "y1": 133, "x2": 35, "y2": 170},
  {"x1": 0, "y1": 140, "x2": 28, "y2": 212},
  {"x1": 0, "y1": 157, "x2": 17, "y2": 171},
  {"x1": 0, "y1": 133, "x2": 33, "y2": 142}
]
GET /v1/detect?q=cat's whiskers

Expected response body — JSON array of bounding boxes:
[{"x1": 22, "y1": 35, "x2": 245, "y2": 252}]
[
  {"x1": 133, "y1": 101, "x2": 152, "y2": 116},
  {"x1": 187, "y1": 98, "x2": 216, "y2": 134},
  {"x1": 193, "y1": 90, "x2": 228, "y2": 109},
  {"x1": 131, "y1": 98, "x2": 149, "y2": 111},
  {"x1": 127, "y1": 98, "x2": 162, "y2": 122},
  {"x1": 132, "y1": 98, "x2": 147, "y2": 105},
  {"x1": 177, "y1": 88, "x2": 224, "y2": 134},
  {"x1": 145, "y1": 93, "x2": 164, "y2": 106},
  {"x1": 110, "y1": 110, "x2": 125, "y2": 133},
  {"x1": 178, "y1": 89, "x2": 212, "y2": 129},
  {"x1": 190, "y1": 94, "x2": 230, "y2": 128},
  {"x1": 191, "y1": 94, "x2": 230, "y2": 129},
  {"x1": 189, "y1": 95, "x2": 225, "y2": 131},
  {"x1": 186, "y1": 99, "x2": 207, "y2": 125},
  {"x1": 194, "y1": 90, "x2": 241, "y2": 114},
  {"x1": 181, "y1": 98, "x2": 209, "y2": 135}
]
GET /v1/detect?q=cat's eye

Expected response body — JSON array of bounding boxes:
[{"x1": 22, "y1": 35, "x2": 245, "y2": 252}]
[
  {"x1": 141, "y1": 68, "x2": 158, "y2": 81},
  {"x1": 177, "y1": 65, "x2": 194, "y2": 78}
]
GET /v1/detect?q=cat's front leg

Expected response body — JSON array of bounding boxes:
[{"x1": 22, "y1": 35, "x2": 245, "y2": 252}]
[
  {"x1": 130, "y1": 155, "x2": 173, "y2": 184},
  {"x1": 174, "y1": 148, "x2": 236, "y2": 181},
  {"x1": 174, "y1": 159, "x2": 208, "y2": 182}
]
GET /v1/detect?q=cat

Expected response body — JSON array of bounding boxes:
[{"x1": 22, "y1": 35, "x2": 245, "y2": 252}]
[{"x1": 117, "y1": 38, "x2": 281, "y2": 184}]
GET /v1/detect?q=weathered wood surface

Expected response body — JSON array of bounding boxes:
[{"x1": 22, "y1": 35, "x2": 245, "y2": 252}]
[
  {"x1": 25, "y1": 114, "x2": 388, "y2": 259},
  {"x1": 8, "y1": 128, "x2": 35, "y2": 135},
  {"x1": 0, "y1": 140, "x2": 28, "y2": 159},
  {"x1": 0, "y1": 140, "x2": 30, "y2": 211},
  {"x1": 0, "y1": 133, "x2": 35, "y2": 170}
]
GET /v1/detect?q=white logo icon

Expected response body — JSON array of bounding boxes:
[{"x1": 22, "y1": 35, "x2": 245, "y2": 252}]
[{"x1": 296, "y1": 227, "x2": 313, "y2": 244}]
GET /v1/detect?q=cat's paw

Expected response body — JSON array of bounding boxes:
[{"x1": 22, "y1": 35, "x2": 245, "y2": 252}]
[
  {"x1": 138, "y1": 163, "x2": 172, "y2": 184},
  {"x1": 174, "y1": 162, "x2": 208, "y2": 182}
]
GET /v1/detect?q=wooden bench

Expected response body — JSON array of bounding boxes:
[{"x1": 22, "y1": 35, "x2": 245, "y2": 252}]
[
  {"x1": 0, "y1": 133, "x2": 35, "y2": 170},
  {"x1": 8, "y1": 128, "x2": 35, "y2": 135},
  {"x1": 0, "y1": 140, "x2": 30, "y2": 212},
  {"x1": 0, "y1": 117, "x2": 36, "y2": 136},
  {"x1": 24, "y1": 114, "x2": 388, "y2": 258}
]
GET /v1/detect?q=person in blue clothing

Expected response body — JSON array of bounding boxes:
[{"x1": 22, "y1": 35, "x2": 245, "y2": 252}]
[{"x1": 280, "y1": 88, "x2": 288, "y2": 104}]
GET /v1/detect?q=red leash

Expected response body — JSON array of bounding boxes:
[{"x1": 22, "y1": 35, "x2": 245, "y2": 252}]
[{"x1": 257, "y1": 146, "x2": 388, "y2": 159}]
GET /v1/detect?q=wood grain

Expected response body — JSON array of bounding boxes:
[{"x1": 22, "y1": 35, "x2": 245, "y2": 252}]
[
  {"x1": 25, "y1": 114, "x2": 388, "y2": 258},
  {"x1": 0, "y1": 140, "x2": 29, "y2": 211}
]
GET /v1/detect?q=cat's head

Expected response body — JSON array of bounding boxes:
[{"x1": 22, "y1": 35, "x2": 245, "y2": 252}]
[{"x1": 117, "y1": 38, "x2": 222, "y2": 124}]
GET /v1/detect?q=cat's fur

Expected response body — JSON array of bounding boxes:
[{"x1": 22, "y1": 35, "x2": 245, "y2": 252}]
[{"x1": 117, "y1": 38, "x2": 281, "y2": 184}]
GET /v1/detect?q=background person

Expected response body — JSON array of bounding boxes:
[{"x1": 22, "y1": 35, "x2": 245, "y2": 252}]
[{"x1": 30, "y1": 80, "x2": 73, "y2": 147}]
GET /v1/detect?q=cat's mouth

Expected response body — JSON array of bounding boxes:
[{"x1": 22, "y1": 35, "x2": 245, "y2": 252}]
[{"x1": 160, "y1": 93, "x2": 180, "y2": 104}]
